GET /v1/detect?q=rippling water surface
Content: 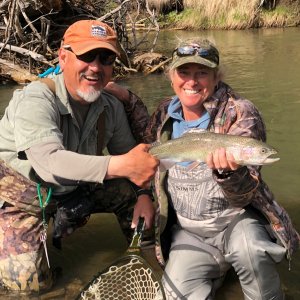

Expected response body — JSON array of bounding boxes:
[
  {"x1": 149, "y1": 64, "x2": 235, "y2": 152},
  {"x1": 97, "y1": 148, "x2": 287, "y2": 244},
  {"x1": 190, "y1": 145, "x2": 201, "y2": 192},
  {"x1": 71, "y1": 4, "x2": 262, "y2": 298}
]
[{"x1": 0, "y1": 27, "x2": 299, "y2": 299}]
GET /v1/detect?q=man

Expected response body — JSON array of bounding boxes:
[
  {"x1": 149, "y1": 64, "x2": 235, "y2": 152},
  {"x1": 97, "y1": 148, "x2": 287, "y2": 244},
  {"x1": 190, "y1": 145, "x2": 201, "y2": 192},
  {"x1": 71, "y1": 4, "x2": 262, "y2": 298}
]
[{"x1": 0, "y1": 20, "x2": 158, "y2": 293}]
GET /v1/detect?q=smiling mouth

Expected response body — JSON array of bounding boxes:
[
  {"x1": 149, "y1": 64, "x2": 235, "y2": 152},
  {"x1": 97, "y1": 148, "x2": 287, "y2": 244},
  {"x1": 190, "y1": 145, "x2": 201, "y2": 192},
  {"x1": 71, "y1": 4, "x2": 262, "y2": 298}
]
[
  {"x1": 184, "y1": 89, "x2": 199, "y2": 94},
  {"x1": 82, "y1": 74, "x2": 99, "y2": 82}
]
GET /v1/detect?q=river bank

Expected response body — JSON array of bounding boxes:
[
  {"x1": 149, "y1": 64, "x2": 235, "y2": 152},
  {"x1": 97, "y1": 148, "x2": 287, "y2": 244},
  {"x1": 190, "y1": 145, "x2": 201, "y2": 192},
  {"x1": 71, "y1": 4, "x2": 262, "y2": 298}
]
[
  {"x1": 152, "y1": 0, "x2": 300, "y2": 29},
  {"x1": 1, "y1": 0, "x2": 300, "y2": 84},
  {"x1": 1, "y1": 27, "x2": 300, "y2": 299}
]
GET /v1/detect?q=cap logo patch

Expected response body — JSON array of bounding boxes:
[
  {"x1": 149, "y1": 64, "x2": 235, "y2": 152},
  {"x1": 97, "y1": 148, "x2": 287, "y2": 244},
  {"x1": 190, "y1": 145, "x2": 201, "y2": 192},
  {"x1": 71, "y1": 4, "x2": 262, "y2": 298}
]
[{"x1": 91, "y1": 25, "x2": 107, "y2": 38}]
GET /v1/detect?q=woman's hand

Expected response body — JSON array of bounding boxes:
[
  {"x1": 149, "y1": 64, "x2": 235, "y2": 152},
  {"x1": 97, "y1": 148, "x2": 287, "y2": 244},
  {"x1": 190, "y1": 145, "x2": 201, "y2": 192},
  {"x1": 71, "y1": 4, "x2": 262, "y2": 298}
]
[{"x1": 206, "y1": 147, "x2": 240, "y2": 172}]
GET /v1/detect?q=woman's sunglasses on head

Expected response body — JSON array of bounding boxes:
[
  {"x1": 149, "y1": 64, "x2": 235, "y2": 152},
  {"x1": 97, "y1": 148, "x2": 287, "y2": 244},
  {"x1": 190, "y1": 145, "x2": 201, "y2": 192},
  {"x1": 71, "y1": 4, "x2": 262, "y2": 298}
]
[
  {"x1": 64, "y1": 47, "x2": 117, "y2": 66},
  {"x1": 174, "y1": 45, "x2": 219, "y2": 65}
]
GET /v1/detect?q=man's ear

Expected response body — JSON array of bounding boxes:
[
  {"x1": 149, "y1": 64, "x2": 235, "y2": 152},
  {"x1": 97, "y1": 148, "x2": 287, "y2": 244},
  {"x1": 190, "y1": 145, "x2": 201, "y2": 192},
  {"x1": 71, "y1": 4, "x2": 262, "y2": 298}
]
[{"x1": 58, "y1": 48, "x2": 66, "y2": 71}]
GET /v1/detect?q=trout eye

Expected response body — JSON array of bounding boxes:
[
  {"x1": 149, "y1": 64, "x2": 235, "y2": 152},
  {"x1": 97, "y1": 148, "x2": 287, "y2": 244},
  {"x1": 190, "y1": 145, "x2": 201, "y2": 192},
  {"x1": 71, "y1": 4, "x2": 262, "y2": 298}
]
[{"x1": 261, "y1": 148, "x2": 267, "y2": 153}]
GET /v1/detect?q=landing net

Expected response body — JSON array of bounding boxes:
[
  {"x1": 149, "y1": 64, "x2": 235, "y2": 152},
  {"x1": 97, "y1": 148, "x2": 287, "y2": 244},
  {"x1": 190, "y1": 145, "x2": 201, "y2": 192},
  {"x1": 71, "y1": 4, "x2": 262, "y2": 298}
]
[{"x1": 79, "y1": 256, "x2": 164, "y2": 300}]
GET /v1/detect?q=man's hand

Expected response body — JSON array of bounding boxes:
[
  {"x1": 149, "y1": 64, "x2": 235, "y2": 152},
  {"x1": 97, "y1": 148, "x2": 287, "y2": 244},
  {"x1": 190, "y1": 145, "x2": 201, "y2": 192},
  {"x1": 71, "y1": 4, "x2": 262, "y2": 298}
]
[
  {"x1": 107, "y1": 144, "x2": 159, "y2": 188},
  {"x1": 131, "y1": 195, "x2": 155, "y2": 229}
]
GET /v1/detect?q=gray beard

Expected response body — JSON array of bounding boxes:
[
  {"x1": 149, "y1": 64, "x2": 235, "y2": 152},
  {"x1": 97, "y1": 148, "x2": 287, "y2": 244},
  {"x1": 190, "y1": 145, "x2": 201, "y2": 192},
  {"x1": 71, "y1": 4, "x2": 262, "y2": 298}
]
[{"x1": 76, "y1": 88, "x2": 102, "y2": 103}]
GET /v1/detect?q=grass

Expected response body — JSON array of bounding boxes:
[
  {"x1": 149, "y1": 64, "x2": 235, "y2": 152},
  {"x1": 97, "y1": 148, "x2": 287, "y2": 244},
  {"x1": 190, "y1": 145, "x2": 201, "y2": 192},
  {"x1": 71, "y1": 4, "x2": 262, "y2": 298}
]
[
  {"x1": 259, "y1": 5, "x2": 299, "y2": 27},
  {"x1": 155, "y1": 0, "x2": 300, "y2": 29}
]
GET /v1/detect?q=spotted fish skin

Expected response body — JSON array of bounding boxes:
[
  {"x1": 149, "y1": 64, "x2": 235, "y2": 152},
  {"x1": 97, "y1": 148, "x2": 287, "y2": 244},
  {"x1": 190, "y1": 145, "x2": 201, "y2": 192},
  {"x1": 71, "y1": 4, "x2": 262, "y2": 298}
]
[{"x1": 149, "y1": 129, "x2": 279, "y2": 168}]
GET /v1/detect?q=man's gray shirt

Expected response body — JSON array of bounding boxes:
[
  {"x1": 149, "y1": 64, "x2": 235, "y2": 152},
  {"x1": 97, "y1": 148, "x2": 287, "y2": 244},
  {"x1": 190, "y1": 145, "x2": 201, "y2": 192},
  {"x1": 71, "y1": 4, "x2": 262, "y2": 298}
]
[{"x1": 0, "y1": 73, "x2": 136, "y2": 194}]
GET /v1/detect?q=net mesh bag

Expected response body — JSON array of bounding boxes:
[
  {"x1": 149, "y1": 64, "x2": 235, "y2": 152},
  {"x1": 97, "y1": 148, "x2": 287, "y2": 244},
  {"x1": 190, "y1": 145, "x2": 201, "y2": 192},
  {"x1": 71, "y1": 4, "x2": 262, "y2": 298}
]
[
  {"x1": 79, "y1": 255, "x2": 164, "y2": 300},
  {"x1": 78, "y1": 218, "x2": 165, "y2": 300}
]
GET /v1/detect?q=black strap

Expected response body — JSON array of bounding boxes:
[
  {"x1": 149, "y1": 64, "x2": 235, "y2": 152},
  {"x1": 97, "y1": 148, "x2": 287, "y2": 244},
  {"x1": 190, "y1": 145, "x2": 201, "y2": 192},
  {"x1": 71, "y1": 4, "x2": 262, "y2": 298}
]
[
  {"x1": 96, "y1": 111, "x2": 105, "y2": 156},
  {"x1": 38, "y1": 77, "x2": 105, "y2": 156}
]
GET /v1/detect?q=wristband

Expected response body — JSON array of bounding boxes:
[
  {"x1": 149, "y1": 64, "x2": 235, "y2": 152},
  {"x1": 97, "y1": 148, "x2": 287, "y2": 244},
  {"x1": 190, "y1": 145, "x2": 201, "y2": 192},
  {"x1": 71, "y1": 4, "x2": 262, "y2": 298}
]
[{"x1": 136, "y1": 189, "x2": 154, "y2": 201}]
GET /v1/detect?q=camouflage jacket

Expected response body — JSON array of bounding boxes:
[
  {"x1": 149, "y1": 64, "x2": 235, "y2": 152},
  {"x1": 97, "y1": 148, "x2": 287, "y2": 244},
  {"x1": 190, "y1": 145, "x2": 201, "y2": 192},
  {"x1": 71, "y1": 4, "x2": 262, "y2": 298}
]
[{"x1": 144, "y1": 81, "x2": 300, "y2": 267}]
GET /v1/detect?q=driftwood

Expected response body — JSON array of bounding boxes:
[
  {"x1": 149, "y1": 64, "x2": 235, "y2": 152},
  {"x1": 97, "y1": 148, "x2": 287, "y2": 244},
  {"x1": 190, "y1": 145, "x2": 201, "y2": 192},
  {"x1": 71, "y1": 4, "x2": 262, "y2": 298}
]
[
  {"x1": 132, "y1": 52, "x2": 169, "y2": 73},
  {"x1": 0, "y1": 0, "x2": 169, "y2": 83},
  {"x1": 0, "y1": 58, "x2": 38, "y2": 83},
  {"x1": 0, "y1": 42, "x2": 49, "y2": 63},
  {"x1": 145, "y1": 57, "x2": 171, "y2": 75}
]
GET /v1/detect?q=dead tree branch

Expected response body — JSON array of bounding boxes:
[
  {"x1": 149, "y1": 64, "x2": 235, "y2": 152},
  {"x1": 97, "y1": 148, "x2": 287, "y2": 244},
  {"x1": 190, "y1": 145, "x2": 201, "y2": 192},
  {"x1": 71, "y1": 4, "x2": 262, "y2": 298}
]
[
  {"x1": 98, "y1": 0, "x2": 131, "y2": 22},
  {"x1": 0, "y1": 42, "x2": 50, "y2": 63},
  {"x1": 0, "y1": 0, "x2": 164, "y2": 79}
]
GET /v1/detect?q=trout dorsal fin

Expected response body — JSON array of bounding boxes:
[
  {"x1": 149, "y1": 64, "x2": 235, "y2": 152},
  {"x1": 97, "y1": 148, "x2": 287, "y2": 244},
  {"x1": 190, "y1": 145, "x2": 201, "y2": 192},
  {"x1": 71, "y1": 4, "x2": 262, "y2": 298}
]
[
  {"x1": 181, "y1": 128, "x2": 207, "y2": 136},
  {"x1": 150, "y1": 141, "x2": 162, "y2": 147}
]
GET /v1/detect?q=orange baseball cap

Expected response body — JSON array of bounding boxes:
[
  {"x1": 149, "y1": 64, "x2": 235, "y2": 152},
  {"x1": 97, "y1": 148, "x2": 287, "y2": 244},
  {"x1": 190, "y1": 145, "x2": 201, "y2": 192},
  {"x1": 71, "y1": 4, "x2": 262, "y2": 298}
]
[{"x1": 62, "y1": 20, "x2": 120, "y2": 57}]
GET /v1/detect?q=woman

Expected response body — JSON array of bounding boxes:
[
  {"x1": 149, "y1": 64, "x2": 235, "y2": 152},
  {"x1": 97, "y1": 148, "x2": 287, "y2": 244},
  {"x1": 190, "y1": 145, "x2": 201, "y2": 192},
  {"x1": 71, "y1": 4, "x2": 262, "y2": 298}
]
[{"x1": 144, "y1": 38, "x2": 299, "y2": 299}]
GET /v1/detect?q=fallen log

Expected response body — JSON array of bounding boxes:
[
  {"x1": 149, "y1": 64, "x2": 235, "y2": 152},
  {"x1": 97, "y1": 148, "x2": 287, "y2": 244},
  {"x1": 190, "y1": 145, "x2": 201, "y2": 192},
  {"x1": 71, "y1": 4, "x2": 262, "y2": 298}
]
[
  {"x1": 0, "y1": 58, "x2": 38, "y2": 83},
  {"x1": 0, "y1": 42, "x2": 50, "y2": 64},
  {"x1": 144, "y1": 57, "x2": 171, "y2": 75}
]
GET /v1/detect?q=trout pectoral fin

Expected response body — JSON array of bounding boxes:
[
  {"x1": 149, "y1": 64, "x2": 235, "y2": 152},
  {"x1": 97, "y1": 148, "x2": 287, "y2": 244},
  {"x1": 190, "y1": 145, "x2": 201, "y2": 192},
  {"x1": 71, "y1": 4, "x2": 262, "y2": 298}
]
[
  {"x1": 186, "y1": 161, "x2": 200, "y2": 171},
  {"x1": 158, "y1": 159, "x2": 200, "y2": 171},
  {"x1": 158, "y1": 159, "x2": 176, "y2": 171}
]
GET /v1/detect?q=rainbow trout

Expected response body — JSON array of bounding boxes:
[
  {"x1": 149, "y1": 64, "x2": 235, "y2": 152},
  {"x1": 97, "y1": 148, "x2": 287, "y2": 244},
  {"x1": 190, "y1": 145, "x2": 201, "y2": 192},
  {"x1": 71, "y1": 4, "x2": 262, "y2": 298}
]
[{"x1": 149, "y1": 129, "x2": 279, "y2": 170}]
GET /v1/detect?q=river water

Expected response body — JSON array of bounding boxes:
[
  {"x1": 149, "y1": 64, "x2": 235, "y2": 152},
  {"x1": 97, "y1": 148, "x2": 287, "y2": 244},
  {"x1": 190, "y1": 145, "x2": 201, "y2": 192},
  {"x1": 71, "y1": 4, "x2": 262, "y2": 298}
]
[{"x1": 0, "y1": 27, "x2": 299, "y2": 299}]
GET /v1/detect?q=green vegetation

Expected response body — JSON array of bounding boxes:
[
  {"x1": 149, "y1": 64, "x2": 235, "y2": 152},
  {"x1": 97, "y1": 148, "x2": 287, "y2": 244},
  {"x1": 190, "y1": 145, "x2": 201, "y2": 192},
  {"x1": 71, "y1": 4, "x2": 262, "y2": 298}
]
[
  {"x1": 155, "y1": 0, "x2": 300, "y2": 30},
  {"x1": 259, "y1": 5, "x2": 299, "y2": 27}
]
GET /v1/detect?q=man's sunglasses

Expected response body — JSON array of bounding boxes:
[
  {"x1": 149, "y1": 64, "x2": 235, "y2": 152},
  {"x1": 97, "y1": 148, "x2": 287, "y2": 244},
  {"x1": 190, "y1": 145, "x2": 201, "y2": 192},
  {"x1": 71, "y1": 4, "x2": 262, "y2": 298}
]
[
  {"x1": 65, "y1": 47, "x2": 116, "y2": 66},
  {"x1": 174, "y1": 45, "x2": 219, "y2": 65}
]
